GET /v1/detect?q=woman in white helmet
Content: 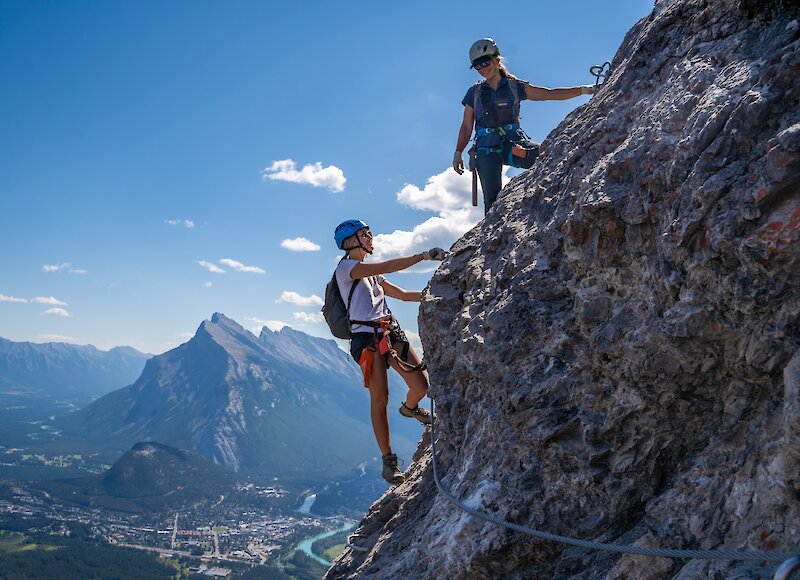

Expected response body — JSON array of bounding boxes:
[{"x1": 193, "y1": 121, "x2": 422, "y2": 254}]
[
  {"x1": 333, "y1": 219, "x2": 446, "y2": 485},
  {"x1": 453, "y1": 38, "x2": 596, "y2": 213}
]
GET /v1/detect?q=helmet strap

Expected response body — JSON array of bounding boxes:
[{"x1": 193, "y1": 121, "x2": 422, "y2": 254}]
[{"x1": 358, "y1": 240, "x2": 372, "y2": 255}]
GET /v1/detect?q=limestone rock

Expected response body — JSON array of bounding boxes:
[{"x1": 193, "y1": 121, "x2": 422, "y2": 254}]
[{"x1": 328, "y1": 0, "x2": 800, "y2": 577}]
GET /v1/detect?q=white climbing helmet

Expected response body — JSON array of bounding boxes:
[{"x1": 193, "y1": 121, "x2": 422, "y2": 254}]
[{"x1": 469, "y1": 38, "x2": 499, "y2": 68}]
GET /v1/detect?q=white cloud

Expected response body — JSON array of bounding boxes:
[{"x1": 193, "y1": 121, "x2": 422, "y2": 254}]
[
  {"x1": 31, "y1": 296, "x2": 67, "y2": 306},
  {"x1": 370, "y1": 167, "x2": 511, "y2": 262},
  {"x1": 0, "y1": 294, "x2": 27, "y2": 303},
  {"x1": 405, "y1": 330, "x2": 423, "y2": 357},
  {"x1": 198, "y1": 260, "x2": 226, "y2": 274},
  {"x1": 204, "y1": 282, "x2": 213, "y2": 288},
  {"x1": 36, "y1": 334, "x2": 79, "y2": 343},
  {"x1": 166, "y1": 219, "x2": 196, "y2": 229},
  {"x1": 293, "y1": 312, "x2": 323, "y2": 324},
  {"x1": 42, "y1": 262, "x2": 86, "y2": 274},
  {"x1": 276, "y1": 291, "x2": 324, "y2": 307},
  {"x1": 281, "y1": 237, "x2": 321, "y2": 252},
  {"x1": 219, "y1": 258, "x2": 265, "y2": 274},
  {"x1": 247, "y1": 317, "x2": 289, "y2": 334},
  {"x1": 41, "y1": 307, "x2": 71, "y2": 317},
  {"x1": 261, "y1": 159, "x2": 346, "y2": 192},
  {"x1": 42, "y1": 262, "x2": 71, "y2": 272}
]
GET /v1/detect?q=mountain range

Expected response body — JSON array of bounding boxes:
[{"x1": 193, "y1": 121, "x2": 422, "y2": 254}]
[
  {"x1": 64, "y1": 313, "x2": 421, "y2": 482},
  {"x1": 0, "y1": 337, "x2": 150, "y2": 406}
]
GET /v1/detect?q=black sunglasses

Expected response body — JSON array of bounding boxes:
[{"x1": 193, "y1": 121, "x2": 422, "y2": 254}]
[{"x1": 474, "y1": 58, "x2": 493, "y2": 70}]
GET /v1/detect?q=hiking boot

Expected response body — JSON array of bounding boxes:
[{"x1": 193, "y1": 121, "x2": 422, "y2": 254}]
[
  {"x1": 399, "y1": 402, "x2": 432, "y2": 425},
  {"x1": 382, "y1": 453, "x2": 404, "y2": 485}
]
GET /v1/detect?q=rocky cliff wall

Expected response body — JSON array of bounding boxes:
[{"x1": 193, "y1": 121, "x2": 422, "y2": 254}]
[{"x1": 328, "y1": 0, "x2": 800, "y2": 577}]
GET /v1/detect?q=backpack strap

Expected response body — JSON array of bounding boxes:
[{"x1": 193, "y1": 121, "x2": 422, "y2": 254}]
[
  {"x1": 508, "y1": 77, "x2": 521, "y2": 120},
  {"x1": 472, "y1": 80, "x2": 483, "y2": 127}
]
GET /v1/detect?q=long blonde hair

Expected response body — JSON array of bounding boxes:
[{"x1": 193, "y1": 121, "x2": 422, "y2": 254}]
[{"x1": 497, "y1": 56, "x2": 518, "y2": 80}]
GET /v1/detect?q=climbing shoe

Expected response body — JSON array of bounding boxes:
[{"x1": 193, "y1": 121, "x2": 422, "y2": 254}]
[
  {"x1": 382, "y1": 453, "x2": 404, "y2": 485},
  {"x1": 399, "y1": 402, "x2": 432, "y2": 425}
]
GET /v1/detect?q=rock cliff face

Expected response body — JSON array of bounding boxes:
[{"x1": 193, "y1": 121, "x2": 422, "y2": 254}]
[{"x1": 328, "y1": 0, "x2": 800, "y2": 577}]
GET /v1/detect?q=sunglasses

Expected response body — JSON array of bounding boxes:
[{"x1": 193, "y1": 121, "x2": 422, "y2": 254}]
[
  {"x1": 359, "y1": 230, "x2": 373, "y2": 239},
  {"x1": 474, "y1": 58, "x2": 494, "y2": 70}
]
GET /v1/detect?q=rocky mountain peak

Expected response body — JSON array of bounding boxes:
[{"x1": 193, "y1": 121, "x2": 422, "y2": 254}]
[
  {"x1": 73, "y1": 314, "x2": 423, "y2": 481},
  {"x1": 329, "y1": 0, "x2": 800, "y2": 578}
]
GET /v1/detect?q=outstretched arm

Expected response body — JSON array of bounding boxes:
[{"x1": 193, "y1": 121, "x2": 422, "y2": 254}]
[
  {"x1": 524, "y1": 83, "x2": 594, "y2": 101},
  {"x1": 350, "y1": 254, "x2": 426, "y2": 279},
  {"x1": 379, "y1": 279, "x2": 421, "y2": 302},
  {"x1": 350, "y1": 248, "x2": 447, "y2": 279}
]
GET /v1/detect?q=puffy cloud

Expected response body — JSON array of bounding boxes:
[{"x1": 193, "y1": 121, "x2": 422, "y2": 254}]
[
  {"x1": 0, "y1": 294, "x2": 27, "y2": 303},
  {"x1": 247, "y1": 317, "x2": 289, "y2": 334},
  {"x1": 261, "y1": 159, "x2": 346, "y2": 192},
  {"x1": 41, "y1": 307, "x2": 71, "y2": 317},
  {"x1": 404, "y1": 330, "x2": 423, "y2": 357},
  {"x1": 31, "y1": 296, "x2": 67, "y2": 306},
  {"x1": 293, "y1": 312, "x2": 323, "y2": 324},
  {"x1": 370, "y1": 167, "x2": 511, "y2": 262},
  {"x1": 198, "y1": 260, "x2": 225, "y2": 274},
  {"x1": 166, "y1": 219, "x2": 196, "y2": 228},
  {"x1": 276, "y1": 291, "x2": 324, "y2": 307},
  {"x1": 219, "y1": 259, "x2": 265, "y2": 274},
  {"x1": 281, "y1": 237, "x2": 321, "y2": 252},
  {"x1": 42, "y1": 262, "x2": 71, "y2": 272}
]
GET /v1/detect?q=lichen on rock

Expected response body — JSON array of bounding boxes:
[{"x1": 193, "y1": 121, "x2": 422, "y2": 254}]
[{"x1": 327, "y1": 0, "x2": 800, "y2": 577}]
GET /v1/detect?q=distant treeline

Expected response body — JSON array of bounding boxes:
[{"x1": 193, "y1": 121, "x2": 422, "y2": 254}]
[{"x1": 0, "y1": 529, "x2": 178, "y2": 579}]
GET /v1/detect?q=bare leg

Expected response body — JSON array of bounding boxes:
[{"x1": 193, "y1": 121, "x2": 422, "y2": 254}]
[
  {"x1": 369, "y1": 351, "x2": 391, "y2": 455},
  {"x1": 388, "y1": 344, "x2": 428, "y2": 409}
]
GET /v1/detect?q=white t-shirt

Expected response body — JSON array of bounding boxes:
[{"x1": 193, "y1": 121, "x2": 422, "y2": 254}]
[{"x1": 335, "y1": 259, "x2": 392, "y2": 334}]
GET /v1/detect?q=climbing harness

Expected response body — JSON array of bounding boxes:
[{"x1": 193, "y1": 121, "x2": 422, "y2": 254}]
[
  {"x1": 428, "y1": 398, "x2": 798, "y2": 577},
  {"x1": 590, "y1": 61, "x2": 612, "y2": 90},
  {"x1": 357, "y1": 319, "x2": 426, "y2": 387},
  {"x1": 468, "y1": 76, "x2": 539, "y2": 194}
]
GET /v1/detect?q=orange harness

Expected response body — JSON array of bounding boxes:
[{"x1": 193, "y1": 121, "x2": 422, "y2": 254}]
[{"x1": 358, "y1": 320, "x2": 426, "y2": 388}]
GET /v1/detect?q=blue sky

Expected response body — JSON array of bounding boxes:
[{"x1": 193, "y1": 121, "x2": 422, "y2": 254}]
[{"x1": 0, "y1": 1, "x2": 653, "y2": 354}]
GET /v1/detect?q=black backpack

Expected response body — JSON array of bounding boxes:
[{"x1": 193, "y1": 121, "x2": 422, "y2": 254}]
[{"x1": 322, "y1": 271, "x2": 358, "y2": 339}]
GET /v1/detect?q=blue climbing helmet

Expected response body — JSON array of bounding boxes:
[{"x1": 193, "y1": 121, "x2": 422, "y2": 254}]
[{"x1": 334, "y1": 219, "x2": 369, "y2": 250}]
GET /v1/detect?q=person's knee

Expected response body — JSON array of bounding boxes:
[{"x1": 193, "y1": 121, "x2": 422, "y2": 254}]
[{"x1": 370, "y1": 391, "x2": 389, "y2": 409}]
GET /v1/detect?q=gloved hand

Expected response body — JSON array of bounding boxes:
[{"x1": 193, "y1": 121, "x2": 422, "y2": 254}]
[
  {"x1": 422, "y1": 247, "x2": 447, "y2": 261},
  {"x1": 580, "y1": 84, "x2": 596, "y2": 95},
  {"x1": 452, "y1": 151, "x2": 464, "y2": 174}
]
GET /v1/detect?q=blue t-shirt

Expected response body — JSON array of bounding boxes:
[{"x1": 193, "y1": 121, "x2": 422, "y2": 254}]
[{"x1": 462, "y1": 77, "x2": 529, "y2": 147}]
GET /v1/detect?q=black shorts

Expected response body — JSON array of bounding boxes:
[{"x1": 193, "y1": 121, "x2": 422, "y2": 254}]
[
  {"x1": 349, "y1": 324, "x2": 412, "y2": 364},
  {"x1": 350, "y1": 332, "x2": 375, "y2": 363}
]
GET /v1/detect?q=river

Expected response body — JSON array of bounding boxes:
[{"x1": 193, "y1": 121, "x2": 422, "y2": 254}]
[{"x1": 296, "y1": 519, "x2": 355, "y2": 565}]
